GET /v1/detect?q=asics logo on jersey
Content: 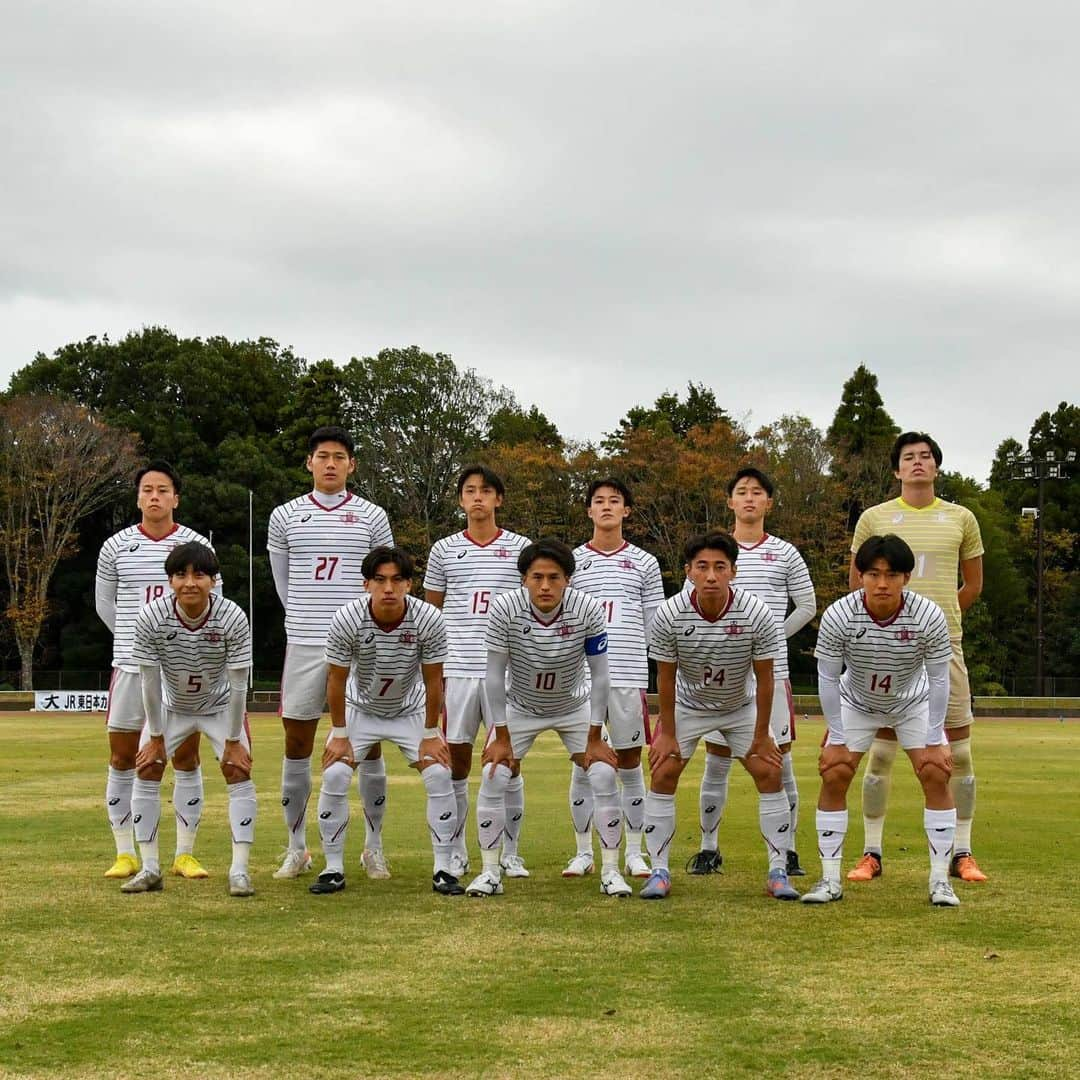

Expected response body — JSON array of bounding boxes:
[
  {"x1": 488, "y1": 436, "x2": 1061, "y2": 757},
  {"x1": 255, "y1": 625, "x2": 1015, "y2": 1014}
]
[
  {"x1": 581, "y1": 560, "x2": 593, "y2": 571},
  {"x1": 684, "y1": 627, "x2": 695, "y2": 636},
  {"x1": 240, "y1": 818, "x2": 252, "y2": 827},
  {"x1": 364, "y1": 633, "x2": 375, "y2": 644},
  {"x1": 855, "y1": 628, "x2": 868, "y2": 639},
  {"x1": 892, "y1": 513, "x2": 904, "y2": 523},
  {"x1": 166, "y1": 631, "x2": 178, "y2": 641},
  {"x1": 301, "y1": 514, "x2": 312, "y2": 522},
  {"x1": 457, "y1": 551, "x2": 468, "y2": 559},
  {"x1": 129, "y1": 543, "x2": 139, "y2": 552},
  {"x1": 522, "y1": 627, "x2": 530, "y2": 634},
  {"x1": 632, "y1": 732, "x2": 640, "y2": 742}
]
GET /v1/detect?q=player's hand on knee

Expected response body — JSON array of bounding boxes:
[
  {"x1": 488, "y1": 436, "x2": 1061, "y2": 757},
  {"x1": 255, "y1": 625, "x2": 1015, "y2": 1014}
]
[
  {"x1": 584, "y1": 734, "x2": 618, "y2": 771},
  {"x1": 746, "y1": 735, "x2": 782, "y2": 771},
  {"x1": 648, "y1": 730, "x2": 680, "y2": 774},
  {"x1": 135, "y1": 736, "x2": 167, "y2": 780},
  {"x1": 418, "y1": 733, "x2": 450, "y2": 769},
  {"x1": 480, "y1": 734, "x2": 514, "y2": 777},
  {"x1": 818, "y1": 744, "x2": 858, "y2": 785},
  {"x1": 221, "y1": 739, "x2": 252, "y2": 782},
  {"x1": 322, "y1": 731, "x2": 354, "y2": 770},
  {"x1": 914, "y1": 743, "x2": 952, "y2": 783}
]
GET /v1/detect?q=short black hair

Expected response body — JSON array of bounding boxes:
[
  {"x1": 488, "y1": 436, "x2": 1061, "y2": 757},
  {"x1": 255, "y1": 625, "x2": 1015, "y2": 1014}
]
[
  {"x1": 726, "y1": 467, "x2": 774, "y2": 498},
  {"x1": 683, "y1": 531, "x2": 739, "y2": 566},
  {"x1": 854, "y1": 534, "x2": 915, "y2": 574},
  {"x1": 135, "y1": 460, "x2": 181, "y2": 495},
  {"x1": 891, "y1": 432, "x2": 943, "y2": 470},
  {"x1": 308, "y1": 425, "x2": 355, "y2": 456},
  {"x1": 585, "y1": 477, "x2": 633, "y2": 507},
  {"x1": 518, "y1": 538, "x2": 576, "y2": 577},
  {"x1": 456, "y1": 464, "x2": 505, "y2": 497},
  {"x1": 362, "y1": 545, "x2": 415, "y2": 581},
  {"x1": 164, "y1": 541, "x2": 218, "y2": 578}
]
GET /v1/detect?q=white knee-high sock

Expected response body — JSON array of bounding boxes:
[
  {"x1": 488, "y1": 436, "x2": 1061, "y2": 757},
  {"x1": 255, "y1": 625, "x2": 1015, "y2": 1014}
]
[
  {"x1": 588, "y1": 762, "x2": 622, "y2": 871},
  {"x1": 815, "y1": 809, "x2": 848, "y2": 883},
  {"x1": 451, "y1": 777, "x2": 469, "y2": 858},
  {"x1": 949, "y1": 738, "x2": 976, "y2": 853},
  {"x1": 132, "y1": 777, "x2": 162, "y2": 874},
  {"x1": 925, "y1": 807, "x2": 957, "y2": 880},
  {"x1": 228, "y1": 780, "x2": 257, "y2": 875},
  {"x1": 699, "y1": 754, "x2": 732, "y2": 852},
  {"x1": 569, "y1": 763, "x2": 594, "y2": 855},
  {"x1": 759, "y1": 790, "x2": 790, "y2": 872},
  {"x1": 780, "y1": 752, "x2": 799, "y2": 840},
  {"x1": 502, "y1": 773, "x2": 524, "y2": 857},
  {"x1": 281, "y1": 756, "x2": 312, "y2": 852},
  {"x1": 106, "y1": 766, "x2": 136, "y2": 857},
  {"x1": 172, "y1": 767, "x2": 204, "y2": 857},
  {"x1": 861, "y1": 738, "x2": 898, "y2": 853},
  {"x1": 476, "y1": 764, "x2": 511, "y2": 873},
  {"x1": 422, "y1": 764, "x2": 457, "y2": 874},
  {"x1": 618, "y1": 766, "x2": 647, "y2": 854},
  {"x1": 356, "y1": 758, "x2": 387, "y2": 852},
  {"x1": 644, "y1": 791, "x2": 676, "y2": 871},
  {"x1": 318, "y1": 760, "x2": 353, "y2": 874}
]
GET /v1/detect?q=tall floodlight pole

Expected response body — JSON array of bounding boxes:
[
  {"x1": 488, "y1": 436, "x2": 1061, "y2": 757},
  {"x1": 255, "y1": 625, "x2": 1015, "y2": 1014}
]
[{"x1": 248, "y1": 488, "x2": 254, "y2": 689}]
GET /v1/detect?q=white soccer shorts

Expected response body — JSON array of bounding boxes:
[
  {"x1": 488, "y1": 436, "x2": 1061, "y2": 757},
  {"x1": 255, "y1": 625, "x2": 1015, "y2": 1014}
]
[
  {"x1": 505, "y1": 702, "x2": 590, "y2": 759},
  {"x1": 140, "y1": 708, "x2": 252, "y2": 761},
  {"x1": 675, "y1": 701, "x2": 761, "y2": 761},
  {"x1": 105, "y1": 667, "x2": 145, "y2": 733},
  {"x1": 703, "y1": 678, "x2": 795, "y2": 750},
  {"x1": 334, "y1": 706, "x2": 425, "y2": 765},
  {"x1": 279, "y1": 644, "x2": 328, "y2": 721},
  {"x1": 443, "y1": 677, "x2": 491, "y2": 745},
  {"x1": 827, "y1": 702, "x2": 942, "y2": 754},
  {"x1": 605, "y1": 687, "x2": 651, "y2": 750}
]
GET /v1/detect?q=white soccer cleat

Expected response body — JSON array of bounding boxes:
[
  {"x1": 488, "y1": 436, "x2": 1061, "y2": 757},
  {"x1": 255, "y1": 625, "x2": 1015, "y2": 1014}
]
[
  {"x1": 361, "y1": 848, "x2": 391, "y2": 880},
  {"x1": 600, "y1": 868, "x2": 633, "y2": 897},
  {"x1": 228, "y1": 872, "x2": 255, "y2": 897},
  {"x1": 120, "y1": 868, "x2": 163, "y2": 894},
  {"x1": 465, "y1": 869, "x2": 504, "y2": 897},
  {"x1": 801, "y1": 879, "x2": 843, "y2": 904},
  {"x1": 561, "y1": 852, "x2": 595, "y2": 878},
  {"x1": 929, "y1": 879, "x2": 961, "y2": 907},
  {"x1": 625, "y1": 851, "x2": 651, "y2": 879},
  {"x1": 448, "y1": 851, "x2": 470, "y2": 879},
  {"x1": 499, "y1": 854, "x2": 530, "y2": 878},
  {"x1": 272, "y1": 849, "x2": 312, "y2": 880}
]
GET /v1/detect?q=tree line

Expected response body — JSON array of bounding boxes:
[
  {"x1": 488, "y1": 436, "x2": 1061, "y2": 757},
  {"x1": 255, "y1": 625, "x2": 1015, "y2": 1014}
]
[{"x1": 0, "y1": 327, "x2": 1076, "y2": 694}]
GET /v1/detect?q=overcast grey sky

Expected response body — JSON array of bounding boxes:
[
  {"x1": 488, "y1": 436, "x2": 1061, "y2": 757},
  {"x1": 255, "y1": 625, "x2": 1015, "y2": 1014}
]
[{"x1": 3, "y1": 2, "x2": 1077, "y2": 481}]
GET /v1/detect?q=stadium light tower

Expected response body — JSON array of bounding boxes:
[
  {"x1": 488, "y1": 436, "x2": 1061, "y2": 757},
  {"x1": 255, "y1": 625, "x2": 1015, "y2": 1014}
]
[{"x1": 1010, "y1": 447, "x2": 1076, "y2": 696}]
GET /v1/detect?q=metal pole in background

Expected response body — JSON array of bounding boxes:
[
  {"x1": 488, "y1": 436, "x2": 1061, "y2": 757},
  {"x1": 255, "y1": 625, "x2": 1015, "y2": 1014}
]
[
  {"x1": 248, "y1": 488, "x2": 254, "y2": 689},
  {"x1": 1035, "y1": 471, "x2": 1044, "y2": 697}
]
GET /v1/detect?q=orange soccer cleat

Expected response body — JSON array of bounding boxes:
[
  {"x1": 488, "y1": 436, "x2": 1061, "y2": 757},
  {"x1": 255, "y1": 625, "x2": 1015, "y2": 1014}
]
[
  {"x1": 846, "y1": 852, "x2": 882, "y2": 881},
  {"x1": 950, "y1": 853, "x2": 989, "y2": 882}
]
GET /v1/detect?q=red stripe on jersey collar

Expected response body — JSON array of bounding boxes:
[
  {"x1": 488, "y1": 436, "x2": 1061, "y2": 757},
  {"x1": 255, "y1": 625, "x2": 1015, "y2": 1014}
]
[
  {"x1": 138, "y1": 523, "x2": 180, "y2": 542},
  {"x1": 585, "y1": 541, "x2": 629, "y2": 556},
  {"x1": 462, "y1": 528, "x2": 504, "y2": 548},
  {"x1": 173, "y1": 595, "x2": 214, "y2": 632},
  {"x1": 689, "y1": 587, "x2": 734, "y2": 623},
  {"x1": 862, "y1": 592, "x2": 906, "y2": 628},
  {"x1": 306, "y1": 491, "x2": 354, "y2": 512},
  {"x1": 530, "y1": 601, "x2": 564, "y2": 627},
  {"x1": 371, "y1": 596, "x2": 407, "y2": 634},
  {"x1": 737, "y1": 533, "x2": 769, "y2": 551}
]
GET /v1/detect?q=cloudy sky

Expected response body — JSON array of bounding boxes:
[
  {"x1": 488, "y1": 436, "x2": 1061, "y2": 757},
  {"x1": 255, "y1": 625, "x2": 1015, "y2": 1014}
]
[{"x1": 3, "y1": 2, "x2": 1077, "y2": 481}]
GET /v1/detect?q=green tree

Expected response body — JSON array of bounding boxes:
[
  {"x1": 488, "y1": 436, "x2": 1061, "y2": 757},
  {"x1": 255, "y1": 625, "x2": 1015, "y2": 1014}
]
[
  {"x1": 486, "y1": 404, "x2": 563, "y2": 449},
  {"x1": 602, "y1": 382, "x2": 729, "y2": 452}
]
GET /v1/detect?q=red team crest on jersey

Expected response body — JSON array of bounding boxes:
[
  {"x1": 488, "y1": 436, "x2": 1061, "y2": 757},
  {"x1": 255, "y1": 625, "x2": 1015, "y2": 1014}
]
[
  {"x1": 619, "y1": 558, "x2": 634, "y2": 570},
  {"x1": 558, "y1": 624, "x2": 572, "y2": 637},
  {"x1": 399, "y1": 632, "x2": 416, "y2": 644},
  {"x1": 203, "y1": 632, "x2": 223, "y2": 643},
  {"x1": 763, "y1": 552, "x2": 778, "y2": 562},
  {"x1": 340, "y1": 512, "x2": 359, "y2": 525},
  {"x1": 725, "y1": 624, "x2": 745, "y2": 636},
  {"x1": 895, "y1": 629, "x2": 916, "y2": 641},
  {"x1": 496, "y1": 547, "x2": 509, "y2": 558}
]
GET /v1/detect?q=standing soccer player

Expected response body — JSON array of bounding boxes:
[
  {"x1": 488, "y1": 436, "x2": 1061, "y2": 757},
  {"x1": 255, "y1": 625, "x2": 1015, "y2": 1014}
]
[
  {"x1": 95, "y1": 461, "x2": 217, "y2": 880},
  {"x1": 423, "y1": 465, "x2": 531, "y2": 879},
  {"x1": 641, "y1": 531, "x2": 796, "y2": 901},
  {"x1": 687, "y1": 468, "x2": 816, "y2": 878},
  {"x1": 268, "y1": 427, "x2": 393, "y2": 880},
  {"x1": 122, "y1": 543, "x2": 257, "y2": 897},
  {"x1": 802, "y1": 534, "x2": 959, "y2": 907},
  {"x1": 310, "y1": 547, "x2": 461, "y2": 896},
  {"x1": 563, "y1": 478, "x2": 664, "y2": 880},
  {"x1": 464, "y1": 539, "x2": 628, "y2": 898},
  {"x1": 847, "y1": 432, "x2": 985, "y2": 884}
]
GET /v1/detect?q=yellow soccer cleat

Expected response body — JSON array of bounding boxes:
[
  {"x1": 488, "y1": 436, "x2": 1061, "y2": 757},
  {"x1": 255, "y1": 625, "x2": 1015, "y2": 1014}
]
[
  {"x1": 170, "y1": 854, "x2": 210, "y2": 879},
  {"x1": 104, "y1": 853, "x2": 140, "y2": 879}
]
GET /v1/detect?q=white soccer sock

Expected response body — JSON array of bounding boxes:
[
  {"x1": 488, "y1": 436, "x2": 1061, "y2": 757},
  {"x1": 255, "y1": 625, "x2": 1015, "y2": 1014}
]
[
  {"x1": 106, "y1": 766, "x2": 136, "y2": 856},
  {"x1": 644, "y1": 791, "x2": 676, "y2": 871},
  {"x1": 356, "y1": 758, "x2": 387, "y2": 852},
  {"x1": 318, "y1": 760, "x2": 352, "y2": 875},
  {"x1": 949, "y1": 737, "x2": 976, "y2": 852},
  {"x1": 780, "y1": 752, "x2": 799, "y2": 840},
  {"x1": 925, "y1": 807, "x2": 957, "y2": 880},
  {"x1": 172, "y1": 767, "x2": 204, "y2": 857},
  {"x1": 228, "y1": 780, "x2": 257, "y2": 876},
  {"x1": 422, "y1": 764, "x2": 457, "y2": 874},
  {"x1": 699, "y1": 753, "x2": 732, "y2": 853},
  {"x1": 617, "y1": 766, "x2": 646, "y2": 854},
  {"x1": 861, "y1": 738, "x2": 898, "y2": 853},
  {"x1": 281, "y1": 756, "x2": 312, "y2": 853},
  {"x1": 476, "y1": 764, "x2": 511, "y2": 873},
  {"x1": 815, "y1": 809, "x2": 848, "y2": 883},
  {"x1": 132, "y1": 777, "x2": 162, "y2": 874},
  {"x1": 588, "y1": 763, "x2": 622, "y2": 856},
  {"x1": 451, "y1": 777, "x2": 469, "y2": 858},
  {"x1": 502, "y1": 773, "x2": 524, "y2": 857},
  {"x1": 569, "y1": 763, "x2": 594, "y2": 854},
  {"x1": 759, "y1": 790, "x2": 790, "y2": 872}
]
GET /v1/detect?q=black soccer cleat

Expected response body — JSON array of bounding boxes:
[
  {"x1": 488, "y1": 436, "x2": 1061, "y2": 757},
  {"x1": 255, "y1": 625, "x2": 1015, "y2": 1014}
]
[
  {"x1": 786, "y1": 849, "x2": 807, "y2": 877},
  {"x1": 432, "y1": 870, "x2": 466, "y2": 896},
  {"x1": 309, "y1": 870, "x2": 346, "y2": 894},
  {"x1": 685, "y1": 850, "x2": 723, "y2": 875}
]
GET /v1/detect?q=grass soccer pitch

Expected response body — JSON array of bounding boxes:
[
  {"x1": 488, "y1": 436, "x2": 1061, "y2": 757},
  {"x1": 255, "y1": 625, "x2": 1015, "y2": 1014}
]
[{"x1": 1, "y1": 715, "x2": 1077, "y2": 1079}]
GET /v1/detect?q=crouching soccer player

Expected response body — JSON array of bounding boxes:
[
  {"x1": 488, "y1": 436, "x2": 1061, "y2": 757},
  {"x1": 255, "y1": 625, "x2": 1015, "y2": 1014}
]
[
  {"x1": 803, "y1": 533, "x2": 959, "y2": 907},
  {"x1": 123, "y1": 543, "x2": 257, "y2": 897},
  {"x1": 641, "y1": 531, "x2": 796, "y2": 901},
  {"x1": 310, "y1": 546, "x2": 463, "y2": 896},
  {"x1": 465, "y1": 539, "x2": 628, "y2": 898}
]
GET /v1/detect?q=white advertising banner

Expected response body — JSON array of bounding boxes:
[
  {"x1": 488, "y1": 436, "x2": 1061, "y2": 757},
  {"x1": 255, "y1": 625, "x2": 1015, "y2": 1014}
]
[{"x1": 34, "y1": 691, "x2": 110, "y2": 712}]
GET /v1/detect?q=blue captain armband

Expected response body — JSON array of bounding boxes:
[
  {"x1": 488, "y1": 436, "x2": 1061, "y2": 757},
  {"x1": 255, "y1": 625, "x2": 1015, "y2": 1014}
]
[{"x1": 585, "y1": 633, "x2": 608, "y2": 656}]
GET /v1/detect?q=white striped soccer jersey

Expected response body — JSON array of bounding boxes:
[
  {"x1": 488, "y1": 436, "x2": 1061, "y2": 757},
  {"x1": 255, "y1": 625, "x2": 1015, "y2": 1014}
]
[
  {"x1": 324, "y1": 596, "x2": 448, "y2": 719},
  {"x1": 815, "y1": 590, "x2": 952, "y2": 715},
  {"x1": 267, "y1": 492, "x2": 393, "y2": 645},
  {"x1": 649, "y1": 588, "x2": 780, "y2": 713},
  {"x1": 423, "y1": 528, "x2": 531, "y2": 678},
  {"x1": 485, "y1": 587, "x2": 608, "y2": 717},
  {"x1": 96, "y1": 524, "x2": 217, "y2": 670},
  {"x1": 132, "y1": 595, "x2": 252, "y2": 713},
  {"x1": 570, "y1": 541, "x2": 664, "y2": 688}
]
